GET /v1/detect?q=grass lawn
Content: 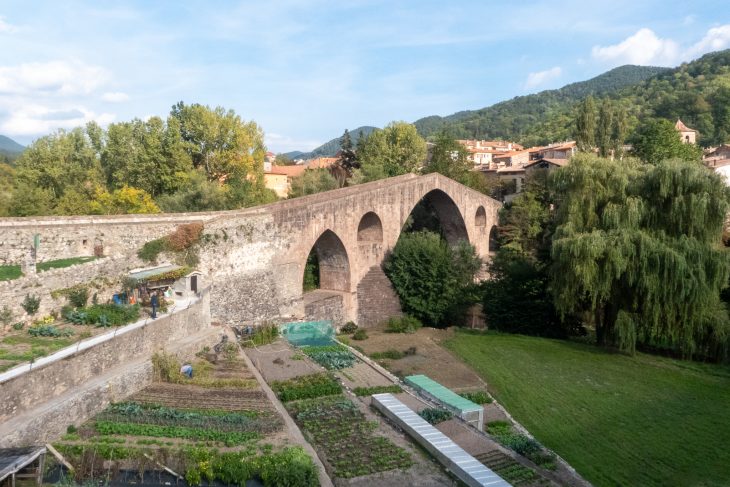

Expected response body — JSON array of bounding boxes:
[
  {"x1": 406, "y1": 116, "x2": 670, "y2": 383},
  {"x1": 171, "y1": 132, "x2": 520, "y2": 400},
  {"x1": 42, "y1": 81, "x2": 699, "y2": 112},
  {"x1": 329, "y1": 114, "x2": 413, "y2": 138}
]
[
  {"x1": 444, "y1": 331, "x2": 730, "y2": 487},
  {"x1": 0, "y1": 264, "x2": 22, "y2": 281},
  {"x1": 37, "y1": 256, "x2": 97, "y2": 272}
]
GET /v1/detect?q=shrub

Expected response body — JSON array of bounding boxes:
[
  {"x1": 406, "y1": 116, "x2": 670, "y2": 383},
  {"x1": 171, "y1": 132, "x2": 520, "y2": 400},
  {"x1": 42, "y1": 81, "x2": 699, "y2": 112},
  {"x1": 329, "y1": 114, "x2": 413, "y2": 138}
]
[
  {"x1": 340, "y1": 321, "x2": 358, "y2": 334},
  {"x1": 152, "y1": 351, "x2": 181, "y2": 382},
  {"x1": 138, "y1": 238, "x2": 167, "y2": 262},
  {"x1": 166, "y1": 222, "x2": 204, "y2": 251},
  {"x1": 12, "y1": 322, "x2": 24, "y2": 330},
  {"x1": 352, "y1": 329, "x2": 368, "y2": 340},
  {"x1": 418, "y1": 407, "x2": 453, "y2": 424},
  {"x1": 460, "y1": 390, "x2": 493, "y2": 404},
  {"x1": 385, "y1": 315, "x2": 422, "y2": 334},
  {"x1": 67, "y1": 286, "x2": 89, "y2": 308},
  {"x1": 28, "y1": 324, "x2": 73, "y2": 337},
  {"x1": 0, "y1": 305, "x2": 12, "y2": 326},
  {"x1": 21, "y1": 294, "x2": 41, "y2": 315},
  {"x1": 370, "y1": 349, "x2": 405, "y2": 360},
  {"x1": 353, "y1": 385, "x2": 402, "y2": 396}
]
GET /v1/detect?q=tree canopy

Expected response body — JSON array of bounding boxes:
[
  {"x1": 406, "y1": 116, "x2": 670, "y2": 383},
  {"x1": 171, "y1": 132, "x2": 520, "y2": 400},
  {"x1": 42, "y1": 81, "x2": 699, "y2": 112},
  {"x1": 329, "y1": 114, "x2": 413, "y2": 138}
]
[
  {"x1": 1, "y1": 103, "x2": 273, "y2": 216},
  {"x1": 550, "y1": 154, "x2": 730, "y2": 358},
  {"x1": 631, "y1": 119, "x2": 703, "y2": 163},
  {"x1": 356, "y1": 121, "x2": 427, "y2": 181}
]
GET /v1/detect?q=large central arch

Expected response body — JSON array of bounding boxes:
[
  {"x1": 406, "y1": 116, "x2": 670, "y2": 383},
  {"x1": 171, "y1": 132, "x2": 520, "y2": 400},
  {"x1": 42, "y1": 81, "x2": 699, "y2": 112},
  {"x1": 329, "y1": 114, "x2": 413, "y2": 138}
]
[
  {"x1": 401, "y1": 189, "x2": 469, "y2": 245},
  {"x1": 303, "y1": 229, "x2": 351, "y2": 293}
]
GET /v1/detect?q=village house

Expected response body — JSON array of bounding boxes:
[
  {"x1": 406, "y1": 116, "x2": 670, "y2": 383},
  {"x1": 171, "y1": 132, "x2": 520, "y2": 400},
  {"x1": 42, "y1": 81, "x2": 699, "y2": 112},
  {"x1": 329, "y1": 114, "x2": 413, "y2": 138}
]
[
  {"x1": 457, "y1": 139, "x2": 523, "y2": 169},
  {"x1": 263, "y1": 156, "x2": 340, "y2": 198}
]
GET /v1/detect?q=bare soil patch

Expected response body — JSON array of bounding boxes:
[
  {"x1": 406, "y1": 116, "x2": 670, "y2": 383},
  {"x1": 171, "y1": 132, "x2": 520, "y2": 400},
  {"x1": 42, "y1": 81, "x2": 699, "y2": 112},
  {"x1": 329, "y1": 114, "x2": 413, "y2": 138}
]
[
  {"x1": 244, "y1": 339, "x2": 322, "y2": 382},
  {"x1": 351, "y1": 327, "x2": 486, "y2": 391}
]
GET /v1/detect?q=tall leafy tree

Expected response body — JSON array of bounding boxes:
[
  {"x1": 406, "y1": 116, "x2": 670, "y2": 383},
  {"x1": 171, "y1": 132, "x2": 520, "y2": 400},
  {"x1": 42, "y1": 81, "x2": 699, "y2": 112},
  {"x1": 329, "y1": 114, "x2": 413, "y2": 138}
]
[
  {"x1": 288, "y1": 169, "x2": 339, "y2": 198},
  {"x1": 631, "y1": 119, "x2": 703, "y2": 163},
  {"x1": 611, "y1": 104, "x2": 630, "y2": 158},
  {"x1": 385, "y1": 230, "x2": 481, "y2": 327},
  {"x1": 14, "y1": 127, "x2": 103, "y2": 201},
  {"x1": 423, "y1": 132, "x2": 471, "y2": 181},
  {"x1": 336, "y1": 129, "x2": 359, "y2": 175},
  {"x1": 596, "y1": 98, "x2": 614, "y2": 157},
  {"x1": 357, "y1": 121, "x2": 427, "y2": 182},
  {"x1": 575, "y1": 95, "x2": 597, "y2": 152},
  {"x1": 171, "y1": 101, "x2": 266, "y2": 181},
  {"x1": 550, "y1": 154, "x2": 730, "y2": 359}
]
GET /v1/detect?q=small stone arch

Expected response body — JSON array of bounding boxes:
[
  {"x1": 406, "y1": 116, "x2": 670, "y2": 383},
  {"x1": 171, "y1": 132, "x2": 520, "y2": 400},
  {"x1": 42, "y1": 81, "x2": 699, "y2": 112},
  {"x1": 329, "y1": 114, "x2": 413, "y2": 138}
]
[
  {"x1": 489, "y1": 225, "x2": 499, "y2": 252},
  {"x1": 475, "y1": 206, "x2": 487, "y2": 227},
  {"x1": 303, "y1": 229, "x2": 351, "y2": 292},
  {"x1": 357, "y1": 212, "x2": 383, "y2": 242}
]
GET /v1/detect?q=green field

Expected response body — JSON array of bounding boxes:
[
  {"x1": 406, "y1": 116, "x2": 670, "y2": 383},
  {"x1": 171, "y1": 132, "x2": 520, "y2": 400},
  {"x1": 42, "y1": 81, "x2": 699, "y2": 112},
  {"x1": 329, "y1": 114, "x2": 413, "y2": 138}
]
[
  {"x1": 444, "y1": 331, "x2": 730, "y2": 487},
  {"x1": 0, "y1": 264, "x2": 22, "y2": 281},
  {"x1": 37, "y1": 256, "x2": 97, "y2": 271}
]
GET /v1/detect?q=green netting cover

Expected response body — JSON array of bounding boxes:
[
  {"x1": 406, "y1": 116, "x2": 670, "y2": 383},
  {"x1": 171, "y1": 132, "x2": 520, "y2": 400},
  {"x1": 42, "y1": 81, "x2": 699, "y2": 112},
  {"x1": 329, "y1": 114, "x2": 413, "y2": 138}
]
[
  {"x1": 405, "y1": 374, "x2": 482, "y2": 413},
  {"x1": 281, "y1": 320, "x2": 335, "y2": 347}
]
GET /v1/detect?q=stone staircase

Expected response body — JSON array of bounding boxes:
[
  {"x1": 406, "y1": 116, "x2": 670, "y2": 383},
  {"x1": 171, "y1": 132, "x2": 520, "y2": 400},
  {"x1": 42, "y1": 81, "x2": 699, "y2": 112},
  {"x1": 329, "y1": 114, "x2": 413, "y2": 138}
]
[{"x1": 356, "y1": 265, "x2": 402, "y2": 327}]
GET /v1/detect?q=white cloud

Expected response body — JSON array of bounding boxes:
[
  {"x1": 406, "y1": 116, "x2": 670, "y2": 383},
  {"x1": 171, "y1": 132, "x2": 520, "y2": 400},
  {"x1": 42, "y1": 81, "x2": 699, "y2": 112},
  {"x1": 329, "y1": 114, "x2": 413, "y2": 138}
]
[
  {"x1": 591, "y1": 28, "x2": 679, "y2": 66},
  {"x1": 524, "y1": 66, "x2": 562, "y2": 89},
  {"x1": 101, "y1": 91, "x2": 130, "y2": 103},
  {"x1": 686, "y1": 25, "x2": 730, "y2": 59},
  {"x1": 0, "y1": 104, "x2": 115, "y2": 136},
  {"x1": 0, "y1": 60, "x2": 108, "y2": 96},
  {"x1": 0, "y1": 16, "x2": 17, "y2": 33},
  {"x1": 591, "y1": 25, "x2": 730, "y2": 67}
]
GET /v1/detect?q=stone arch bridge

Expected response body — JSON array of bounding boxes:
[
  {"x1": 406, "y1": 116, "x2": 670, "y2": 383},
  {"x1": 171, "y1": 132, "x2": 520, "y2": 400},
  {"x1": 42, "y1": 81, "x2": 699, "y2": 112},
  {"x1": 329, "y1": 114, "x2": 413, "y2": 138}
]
[{"x1": 0, "y1": 173, "x2": 500, "y2": 327}]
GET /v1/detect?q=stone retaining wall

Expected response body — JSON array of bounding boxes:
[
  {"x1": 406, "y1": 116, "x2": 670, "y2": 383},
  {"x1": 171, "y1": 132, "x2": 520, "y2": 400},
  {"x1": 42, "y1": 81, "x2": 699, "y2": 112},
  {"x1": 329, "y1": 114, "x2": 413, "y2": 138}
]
[{"x1": 0, "y1": 290, "x2": 211, "y2": 426}]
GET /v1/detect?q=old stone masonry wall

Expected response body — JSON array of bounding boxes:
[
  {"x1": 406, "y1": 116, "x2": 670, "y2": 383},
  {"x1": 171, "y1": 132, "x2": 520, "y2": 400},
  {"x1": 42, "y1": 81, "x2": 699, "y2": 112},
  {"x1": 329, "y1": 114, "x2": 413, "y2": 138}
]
[{"x1": 0, "y1": 291, "x2": 216, "y2": 447}]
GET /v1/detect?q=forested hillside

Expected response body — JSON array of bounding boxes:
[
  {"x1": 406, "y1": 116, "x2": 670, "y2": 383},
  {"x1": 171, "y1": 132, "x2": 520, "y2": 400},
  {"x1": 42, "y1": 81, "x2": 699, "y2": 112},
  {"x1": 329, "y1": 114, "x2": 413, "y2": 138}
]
[
  {"x1": 415, "y1": 50, "x2": 730, "y2": 147},
  {"x1": 284, "y1": 126, "x2": 376, "y2": 159},
  {"x1": 0, "y1": 135, "x2": 25, "y2": 164}
]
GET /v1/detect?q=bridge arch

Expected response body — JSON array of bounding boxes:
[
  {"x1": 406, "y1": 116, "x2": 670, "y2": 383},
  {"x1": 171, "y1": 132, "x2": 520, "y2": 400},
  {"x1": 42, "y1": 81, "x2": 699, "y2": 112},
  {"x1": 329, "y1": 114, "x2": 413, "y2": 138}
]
[
  {"x1": 401, "y1": 189, "x2": 469, "y2": 245},
  {"x1": 302, "y1": 229, "x2": 351, "y2": 293},
  {"x1": 357, "y1": 212, "x2": 383, "y2": 242},
  {"x1": 475, "y1": 206, "x2": 487, "y2": 227},
  {"x1": 489, "y1": 225, "x2": 499, "y2": 253}
]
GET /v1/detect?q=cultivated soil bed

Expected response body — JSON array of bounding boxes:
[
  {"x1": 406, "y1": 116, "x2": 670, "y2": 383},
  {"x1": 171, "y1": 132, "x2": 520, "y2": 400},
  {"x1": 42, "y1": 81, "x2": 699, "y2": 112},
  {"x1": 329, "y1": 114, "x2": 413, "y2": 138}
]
[{"x1": 245, "y1": 338, "x2": 456, "y2": 487}]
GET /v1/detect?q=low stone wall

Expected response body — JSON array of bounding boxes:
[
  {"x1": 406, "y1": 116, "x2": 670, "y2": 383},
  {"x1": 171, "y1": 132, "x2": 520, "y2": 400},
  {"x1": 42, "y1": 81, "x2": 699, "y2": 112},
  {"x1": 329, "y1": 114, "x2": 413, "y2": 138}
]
[
  {"x1": 303, "y1": 292, "x2": 345, "y2": 327},
  {"x1": 0, "y1": 290, "x2": 212, "y2": 427},
  {"x1": 0, "y1": 327, "x2": 217, "y2": 447},
  {"x1": 0, "y1": 255, "x2": 145, "y2": 320}
]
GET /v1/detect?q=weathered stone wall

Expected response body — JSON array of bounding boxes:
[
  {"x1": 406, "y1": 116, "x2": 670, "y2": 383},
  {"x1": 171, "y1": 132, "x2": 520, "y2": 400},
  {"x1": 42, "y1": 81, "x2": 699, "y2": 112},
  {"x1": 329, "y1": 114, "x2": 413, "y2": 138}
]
[
  {"x1": 0, "y1": 256, "x2": 145, "y2": 319},
  {"x1": 0, "y1": 325, "x2": 218, "y2": 447},
  {"x1": 356, "y1": 265, "x2": 402, "y2": 327},
  {"x1": 303, "y1": 291, "x2": 345, "y2": 328},
  {"x1": 0, "y1": 213, "x2": 213, "y2": 265},
  {"x1": 0, "y1": 291, "x2": 211, "y2": 426}
]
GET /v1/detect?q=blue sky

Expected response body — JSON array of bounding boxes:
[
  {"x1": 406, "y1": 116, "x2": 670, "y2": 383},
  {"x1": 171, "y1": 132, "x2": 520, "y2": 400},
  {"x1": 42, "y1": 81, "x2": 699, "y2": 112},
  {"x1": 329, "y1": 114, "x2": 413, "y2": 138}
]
[{"x1": 0, "y1": 1, "x2": 729, "y2": 152}]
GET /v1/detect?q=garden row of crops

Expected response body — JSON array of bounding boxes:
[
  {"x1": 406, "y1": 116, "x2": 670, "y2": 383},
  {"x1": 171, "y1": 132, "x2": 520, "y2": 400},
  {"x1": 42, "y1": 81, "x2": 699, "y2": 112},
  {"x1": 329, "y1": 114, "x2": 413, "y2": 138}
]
[
  {"x1": 49, "y1": 350, "x2": 325, "y2": 487},
  {"x1": 271, "y1": 372, "x2": 414, "y2": 479}
]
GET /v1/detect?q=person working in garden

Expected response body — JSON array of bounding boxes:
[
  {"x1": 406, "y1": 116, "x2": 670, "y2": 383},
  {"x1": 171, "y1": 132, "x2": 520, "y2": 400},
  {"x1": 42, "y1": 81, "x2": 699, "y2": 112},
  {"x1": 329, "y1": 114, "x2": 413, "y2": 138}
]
[
  {"x1": 180, "y1": 363, "x2": 193, "y2": 379},
  {"x1": 150, "y1": 291, "x2": 159, "y2": 319}
]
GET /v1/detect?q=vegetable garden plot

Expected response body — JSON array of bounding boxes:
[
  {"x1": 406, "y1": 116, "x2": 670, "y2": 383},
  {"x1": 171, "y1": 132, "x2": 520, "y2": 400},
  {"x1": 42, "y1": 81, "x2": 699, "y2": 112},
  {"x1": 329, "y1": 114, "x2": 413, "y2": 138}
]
[
  {"x1": 131, "y1": 383, "x2": 276, "y2": 412},
  {"x1": 285, "y1": 395, "x2": 413, "y2": 479}
]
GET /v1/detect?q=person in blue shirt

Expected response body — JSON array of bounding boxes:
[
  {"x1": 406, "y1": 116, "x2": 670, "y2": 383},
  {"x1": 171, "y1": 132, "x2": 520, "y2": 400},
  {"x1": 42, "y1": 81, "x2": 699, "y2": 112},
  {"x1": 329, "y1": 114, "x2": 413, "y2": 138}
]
[{"x1": 150, "y1": 292, "x2": 159, "y2": 319}]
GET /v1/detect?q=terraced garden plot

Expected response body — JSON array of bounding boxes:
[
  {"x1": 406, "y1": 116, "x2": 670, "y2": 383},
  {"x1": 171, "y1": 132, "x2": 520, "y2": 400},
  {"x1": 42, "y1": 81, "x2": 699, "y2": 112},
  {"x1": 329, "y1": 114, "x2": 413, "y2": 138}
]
[
  {"x1": 286, "y1": 394, "x2": 413, "y2": 479},
  {"x1": 49, "y1": 349, "x2": 322, "y2": 486},
  {"x1": 475, "y1": 451, "x2": 555, "y2": 487},
  {"x1": 133, "y1": 383, "x2": 277, "y2": 411}
]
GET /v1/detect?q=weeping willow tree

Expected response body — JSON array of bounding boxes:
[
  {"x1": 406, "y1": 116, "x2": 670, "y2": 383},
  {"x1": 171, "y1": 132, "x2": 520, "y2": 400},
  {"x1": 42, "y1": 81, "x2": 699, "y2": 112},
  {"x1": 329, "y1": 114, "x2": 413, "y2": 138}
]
[{"x1": 550, "y1": 154, "x2": 730, "y2": 360}]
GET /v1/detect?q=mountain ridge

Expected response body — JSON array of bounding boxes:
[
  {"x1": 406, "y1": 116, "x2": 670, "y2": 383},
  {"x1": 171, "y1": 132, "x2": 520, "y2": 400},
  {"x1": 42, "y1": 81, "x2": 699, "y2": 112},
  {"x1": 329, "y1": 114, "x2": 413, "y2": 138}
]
[{"x1": 284, "y1": 126, "x2": 377, "y2": 160}]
